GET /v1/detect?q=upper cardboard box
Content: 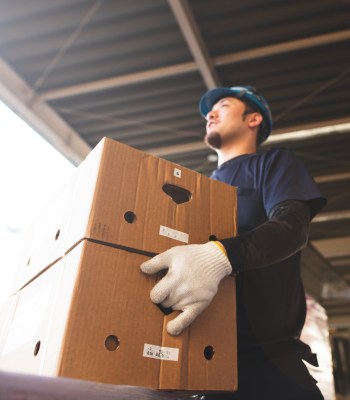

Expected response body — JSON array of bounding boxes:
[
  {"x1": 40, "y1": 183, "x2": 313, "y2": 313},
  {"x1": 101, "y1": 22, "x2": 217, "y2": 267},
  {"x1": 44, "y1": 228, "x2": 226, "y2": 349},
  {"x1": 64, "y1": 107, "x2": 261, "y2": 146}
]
[{"x1": 15, "y1": 138, "x2": 237, "y2": 290}]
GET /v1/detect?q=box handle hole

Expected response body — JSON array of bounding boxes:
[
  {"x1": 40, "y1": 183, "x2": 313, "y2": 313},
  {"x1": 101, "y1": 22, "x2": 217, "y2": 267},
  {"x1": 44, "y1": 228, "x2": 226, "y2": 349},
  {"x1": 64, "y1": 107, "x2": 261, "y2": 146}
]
[
  {"x1": 204, "y1": 345, "x2": 215, "y2": 360},
  {"x1": 162, "y1": 183, "x2": 192, "y2": 204},
  {"x1": 105, "y1": 335, "x2": 120, "y2": 351}
]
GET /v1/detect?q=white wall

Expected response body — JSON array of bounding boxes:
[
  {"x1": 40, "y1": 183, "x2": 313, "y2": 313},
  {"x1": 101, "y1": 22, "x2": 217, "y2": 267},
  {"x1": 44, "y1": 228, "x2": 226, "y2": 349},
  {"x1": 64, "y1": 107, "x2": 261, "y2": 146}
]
[{"x1": 0, "y1": 101, "x2": 76, "y2": 306}]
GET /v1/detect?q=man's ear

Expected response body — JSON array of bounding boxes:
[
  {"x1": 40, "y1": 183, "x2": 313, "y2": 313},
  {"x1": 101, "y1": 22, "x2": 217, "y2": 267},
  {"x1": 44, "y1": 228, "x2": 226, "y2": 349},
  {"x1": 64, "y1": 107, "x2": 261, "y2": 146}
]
[{"x1": 248, "y1": 112, "x2": 263, "y2": 129}]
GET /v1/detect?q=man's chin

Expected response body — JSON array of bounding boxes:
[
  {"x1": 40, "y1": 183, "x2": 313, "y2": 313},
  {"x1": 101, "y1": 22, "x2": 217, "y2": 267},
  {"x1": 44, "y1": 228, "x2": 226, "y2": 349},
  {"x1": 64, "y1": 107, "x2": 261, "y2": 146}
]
[{"x1": 204, "y1": 132, "x2": 222, "y2": 150}]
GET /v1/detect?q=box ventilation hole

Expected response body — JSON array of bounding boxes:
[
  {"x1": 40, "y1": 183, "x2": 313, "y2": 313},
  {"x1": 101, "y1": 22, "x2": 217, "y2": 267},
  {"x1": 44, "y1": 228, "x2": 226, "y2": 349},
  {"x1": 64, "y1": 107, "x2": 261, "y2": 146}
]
[
  {"x1": 124, "y1": 211, "x2": 136, "y2": 224},
  {"x1": 34, "y1": 341, "x2": 41, "y2": 356},
  {"x1": 105, "y1": 335, "x2": 120, "y2": 351},
  {"x1": 55, "y1": 229, "x2": 60, "y2": 240},
  {"x1": 204, "y1": 345, "x2": 215, "y2": 360}
]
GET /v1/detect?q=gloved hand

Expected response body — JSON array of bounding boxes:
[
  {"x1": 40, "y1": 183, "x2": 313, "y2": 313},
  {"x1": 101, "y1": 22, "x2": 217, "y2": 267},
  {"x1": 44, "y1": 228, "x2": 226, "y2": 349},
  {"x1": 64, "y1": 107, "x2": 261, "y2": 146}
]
[{"x1": 140, "y1": 241, "x2": 232, "y2": 336}]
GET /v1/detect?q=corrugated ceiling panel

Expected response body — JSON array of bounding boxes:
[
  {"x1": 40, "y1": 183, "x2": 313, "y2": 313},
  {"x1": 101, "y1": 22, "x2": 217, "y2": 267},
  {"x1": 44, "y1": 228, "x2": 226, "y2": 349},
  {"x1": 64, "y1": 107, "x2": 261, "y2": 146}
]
[
  {"x1": 49, "y1": 72, "x2": 207, "y2": 149},
  {"x1": 1, "y1": 0, "x2": 192, "y2": 90}
]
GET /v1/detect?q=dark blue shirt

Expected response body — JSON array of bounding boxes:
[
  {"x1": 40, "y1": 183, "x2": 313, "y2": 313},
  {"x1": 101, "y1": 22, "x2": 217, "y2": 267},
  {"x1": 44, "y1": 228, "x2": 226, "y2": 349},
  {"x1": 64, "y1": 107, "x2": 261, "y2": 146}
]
[
  {"x1": 212, "y1": 147, "x2": 325, "y2": 233},
  {"x1": 211, "y1": 147, "x2": 326, "y2": 357}
]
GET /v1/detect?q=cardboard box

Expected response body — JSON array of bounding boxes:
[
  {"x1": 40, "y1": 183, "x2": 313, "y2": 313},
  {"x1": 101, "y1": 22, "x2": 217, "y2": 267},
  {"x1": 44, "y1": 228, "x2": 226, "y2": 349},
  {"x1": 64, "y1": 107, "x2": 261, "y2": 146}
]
[
  {"x1": 14, "y1": 137, "x2": 237, "y2": 291},
  {"x1": 0, "y1": 240, "x2": 237, "y2": 391},
  {"x1": 2, "y1": 138, "x2": 238, "y2": 392}
]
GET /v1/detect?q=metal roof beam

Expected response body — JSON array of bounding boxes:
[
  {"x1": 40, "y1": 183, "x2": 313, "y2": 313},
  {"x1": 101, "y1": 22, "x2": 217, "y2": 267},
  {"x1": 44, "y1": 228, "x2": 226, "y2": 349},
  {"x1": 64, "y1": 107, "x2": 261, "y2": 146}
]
[
  {"x1": 313, "y1": 210, "x2": 350, "y2": 223},
  {"x1": 215, "y1": 28, "x2": 350, "y2": 66},
  {"x1": 148, "y1": 118, "x2": 350, "y2": 156},
  {"x1": 38, "y1": 28, "x2": 350, "y2": 101},
  {"x1": 37, "y1": 62, "x2": 197, "y2": 102},
  {"x1": 315, "y1": 171, "x2": 350, "y2": 184},
  {"x1": 0, "y1": 57, "x2": 90, "y2": 165},
  {"x1": 167, "y1": 0, "x2": 220, "y2": 89}
]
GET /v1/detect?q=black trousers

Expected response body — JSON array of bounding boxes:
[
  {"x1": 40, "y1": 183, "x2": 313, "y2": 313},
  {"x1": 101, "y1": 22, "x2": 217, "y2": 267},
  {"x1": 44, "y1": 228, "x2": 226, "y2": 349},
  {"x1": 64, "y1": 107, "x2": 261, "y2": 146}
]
[{"x1": 204, "y1": 354, "x2": 324, "y2": 400}]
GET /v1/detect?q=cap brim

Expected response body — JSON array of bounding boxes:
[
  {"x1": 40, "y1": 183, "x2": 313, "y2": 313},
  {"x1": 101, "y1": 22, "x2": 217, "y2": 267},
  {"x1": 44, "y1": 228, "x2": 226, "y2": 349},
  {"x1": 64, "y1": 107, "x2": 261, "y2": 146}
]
[{"x1": 199, "y1": 87, "x2": 240, "y2": 117}]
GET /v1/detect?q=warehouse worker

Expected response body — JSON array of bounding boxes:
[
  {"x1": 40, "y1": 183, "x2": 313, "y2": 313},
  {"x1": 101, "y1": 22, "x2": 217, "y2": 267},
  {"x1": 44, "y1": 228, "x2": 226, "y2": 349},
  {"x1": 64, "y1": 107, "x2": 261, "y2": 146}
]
[{"x1": 141, "y1": 86, "x2": 326, "y2": 399}]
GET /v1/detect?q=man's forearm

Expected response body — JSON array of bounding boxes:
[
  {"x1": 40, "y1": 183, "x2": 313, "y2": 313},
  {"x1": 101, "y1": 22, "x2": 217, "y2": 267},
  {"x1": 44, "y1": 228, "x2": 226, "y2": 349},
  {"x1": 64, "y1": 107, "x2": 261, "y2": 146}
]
[{"x1": 220, "y1": 200, "x2": 311, "y2": 275}]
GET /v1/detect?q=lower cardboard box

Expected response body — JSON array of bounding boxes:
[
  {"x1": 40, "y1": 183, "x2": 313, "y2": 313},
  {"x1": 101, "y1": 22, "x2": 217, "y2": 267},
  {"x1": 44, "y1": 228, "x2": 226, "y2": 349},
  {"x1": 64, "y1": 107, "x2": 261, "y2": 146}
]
[{"x1": 0, "y1": 239, "x2": 237, "y2": 392}]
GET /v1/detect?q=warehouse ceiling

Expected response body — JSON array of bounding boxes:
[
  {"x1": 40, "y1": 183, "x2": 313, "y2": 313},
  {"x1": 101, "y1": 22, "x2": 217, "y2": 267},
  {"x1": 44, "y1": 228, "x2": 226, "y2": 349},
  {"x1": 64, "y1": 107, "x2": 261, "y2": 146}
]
[{"x1": 1, "y1": 0, "x2": 350, "y2": 328}]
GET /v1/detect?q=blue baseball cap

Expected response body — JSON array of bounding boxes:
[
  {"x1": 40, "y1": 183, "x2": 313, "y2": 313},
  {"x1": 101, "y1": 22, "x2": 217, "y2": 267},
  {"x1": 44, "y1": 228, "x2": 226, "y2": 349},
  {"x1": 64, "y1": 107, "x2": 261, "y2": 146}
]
[{"x1": 199, "y1": 86, "x2": 273, "y2": 144}]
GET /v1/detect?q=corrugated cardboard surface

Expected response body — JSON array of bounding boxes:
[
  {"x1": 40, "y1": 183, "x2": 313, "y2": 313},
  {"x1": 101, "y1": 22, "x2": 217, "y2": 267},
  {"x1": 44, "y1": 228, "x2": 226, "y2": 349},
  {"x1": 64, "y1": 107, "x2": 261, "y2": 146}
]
[
  {"x1": 14, "y1": 137, "x2": 237, "y2": 291},
  {"x1": 2, "y1": 138, "x2": 238, "y2": 392},
  {"x1": 0, "y1": 240, "x2": 237, "y2": 391}
]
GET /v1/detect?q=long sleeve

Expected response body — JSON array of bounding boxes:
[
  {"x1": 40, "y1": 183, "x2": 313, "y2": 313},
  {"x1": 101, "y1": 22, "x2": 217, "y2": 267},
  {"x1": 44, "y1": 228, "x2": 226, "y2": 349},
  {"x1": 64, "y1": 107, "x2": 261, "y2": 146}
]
[{"x1": 220, "y1": 200, "x2": 311, "y2": 275}]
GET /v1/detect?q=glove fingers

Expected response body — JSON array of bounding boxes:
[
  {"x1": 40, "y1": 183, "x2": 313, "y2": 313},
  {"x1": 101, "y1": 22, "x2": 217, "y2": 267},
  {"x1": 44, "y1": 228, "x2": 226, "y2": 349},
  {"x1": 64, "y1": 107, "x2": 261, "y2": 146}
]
[
  {"x1": 150, "y1": 275, "x2": 174, "y2": 304},
  {"x1": 140, "y1": 251, "x2": 172, "y2": 275},
  {"x1": 166, "y1": 303, "x2": 206, "y2": 336}
]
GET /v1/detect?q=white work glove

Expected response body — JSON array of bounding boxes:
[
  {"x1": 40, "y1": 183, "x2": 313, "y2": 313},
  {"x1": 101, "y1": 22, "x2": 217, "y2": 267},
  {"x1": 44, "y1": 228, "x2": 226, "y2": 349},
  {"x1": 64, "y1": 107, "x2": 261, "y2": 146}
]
[{"x1": 140, "y1": 241, "x2": 232, "y2": 336}]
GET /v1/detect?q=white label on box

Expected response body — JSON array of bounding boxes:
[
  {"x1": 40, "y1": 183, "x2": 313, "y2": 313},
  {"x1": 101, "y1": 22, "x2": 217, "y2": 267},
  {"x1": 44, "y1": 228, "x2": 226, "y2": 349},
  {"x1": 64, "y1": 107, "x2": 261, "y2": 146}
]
[
  {"x1": 143, "y1": 343, "x2": 179, "y2": 362},
  {"x1": 159, "y1": 225, "x2": 189, "y2": 243},
  {"x1": 174, "y1": 168, "x2": 181, "y2": 178}
]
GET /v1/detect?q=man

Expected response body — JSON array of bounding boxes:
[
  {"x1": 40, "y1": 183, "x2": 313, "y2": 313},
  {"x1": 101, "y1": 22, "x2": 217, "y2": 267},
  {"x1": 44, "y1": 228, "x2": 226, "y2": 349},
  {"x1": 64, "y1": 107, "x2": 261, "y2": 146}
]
[{"x1": 141, "y1": 86, "x2": 327, "y2": 399}]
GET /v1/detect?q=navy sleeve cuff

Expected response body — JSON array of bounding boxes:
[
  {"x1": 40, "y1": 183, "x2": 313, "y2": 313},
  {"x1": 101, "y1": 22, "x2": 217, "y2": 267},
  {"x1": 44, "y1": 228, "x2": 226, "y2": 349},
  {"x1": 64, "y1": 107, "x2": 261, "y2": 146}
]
[{"x1": 220, "y1": 237, "x2": 245, "y2": 276}]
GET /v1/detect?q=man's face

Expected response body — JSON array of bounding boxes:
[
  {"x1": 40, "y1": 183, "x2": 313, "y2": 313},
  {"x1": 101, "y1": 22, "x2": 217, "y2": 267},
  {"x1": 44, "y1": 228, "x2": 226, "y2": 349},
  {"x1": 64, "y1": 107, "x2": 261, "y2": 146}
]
[{"x1": 204, "y1": 97, "x2": 247, "y2": 150}]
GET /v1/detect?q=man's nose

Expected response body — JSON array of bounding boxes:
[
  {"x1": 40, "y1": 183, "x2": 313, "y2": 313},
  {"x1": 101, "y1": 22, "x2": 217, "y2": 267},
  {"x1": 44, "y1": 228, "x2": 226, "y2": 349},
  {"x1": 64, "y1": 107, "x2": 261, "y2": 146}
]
[{"x1": 206, "y1": 109, "x2": 217, "y2": 120}]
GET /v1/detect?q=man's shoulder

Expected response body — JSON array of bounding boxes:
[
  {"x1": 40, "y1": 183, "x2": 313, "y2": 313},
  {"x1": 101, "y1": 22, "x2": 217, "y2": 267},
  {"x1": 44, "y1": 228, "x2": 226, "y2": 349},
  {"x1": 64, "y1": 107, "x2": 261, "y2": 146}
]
[
  {"x1": 257, "y1": 146, "x2": 292, "y2": 158},
  {"x1": 256, "y1": 146, "x2": 298, "y2": 166}
]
